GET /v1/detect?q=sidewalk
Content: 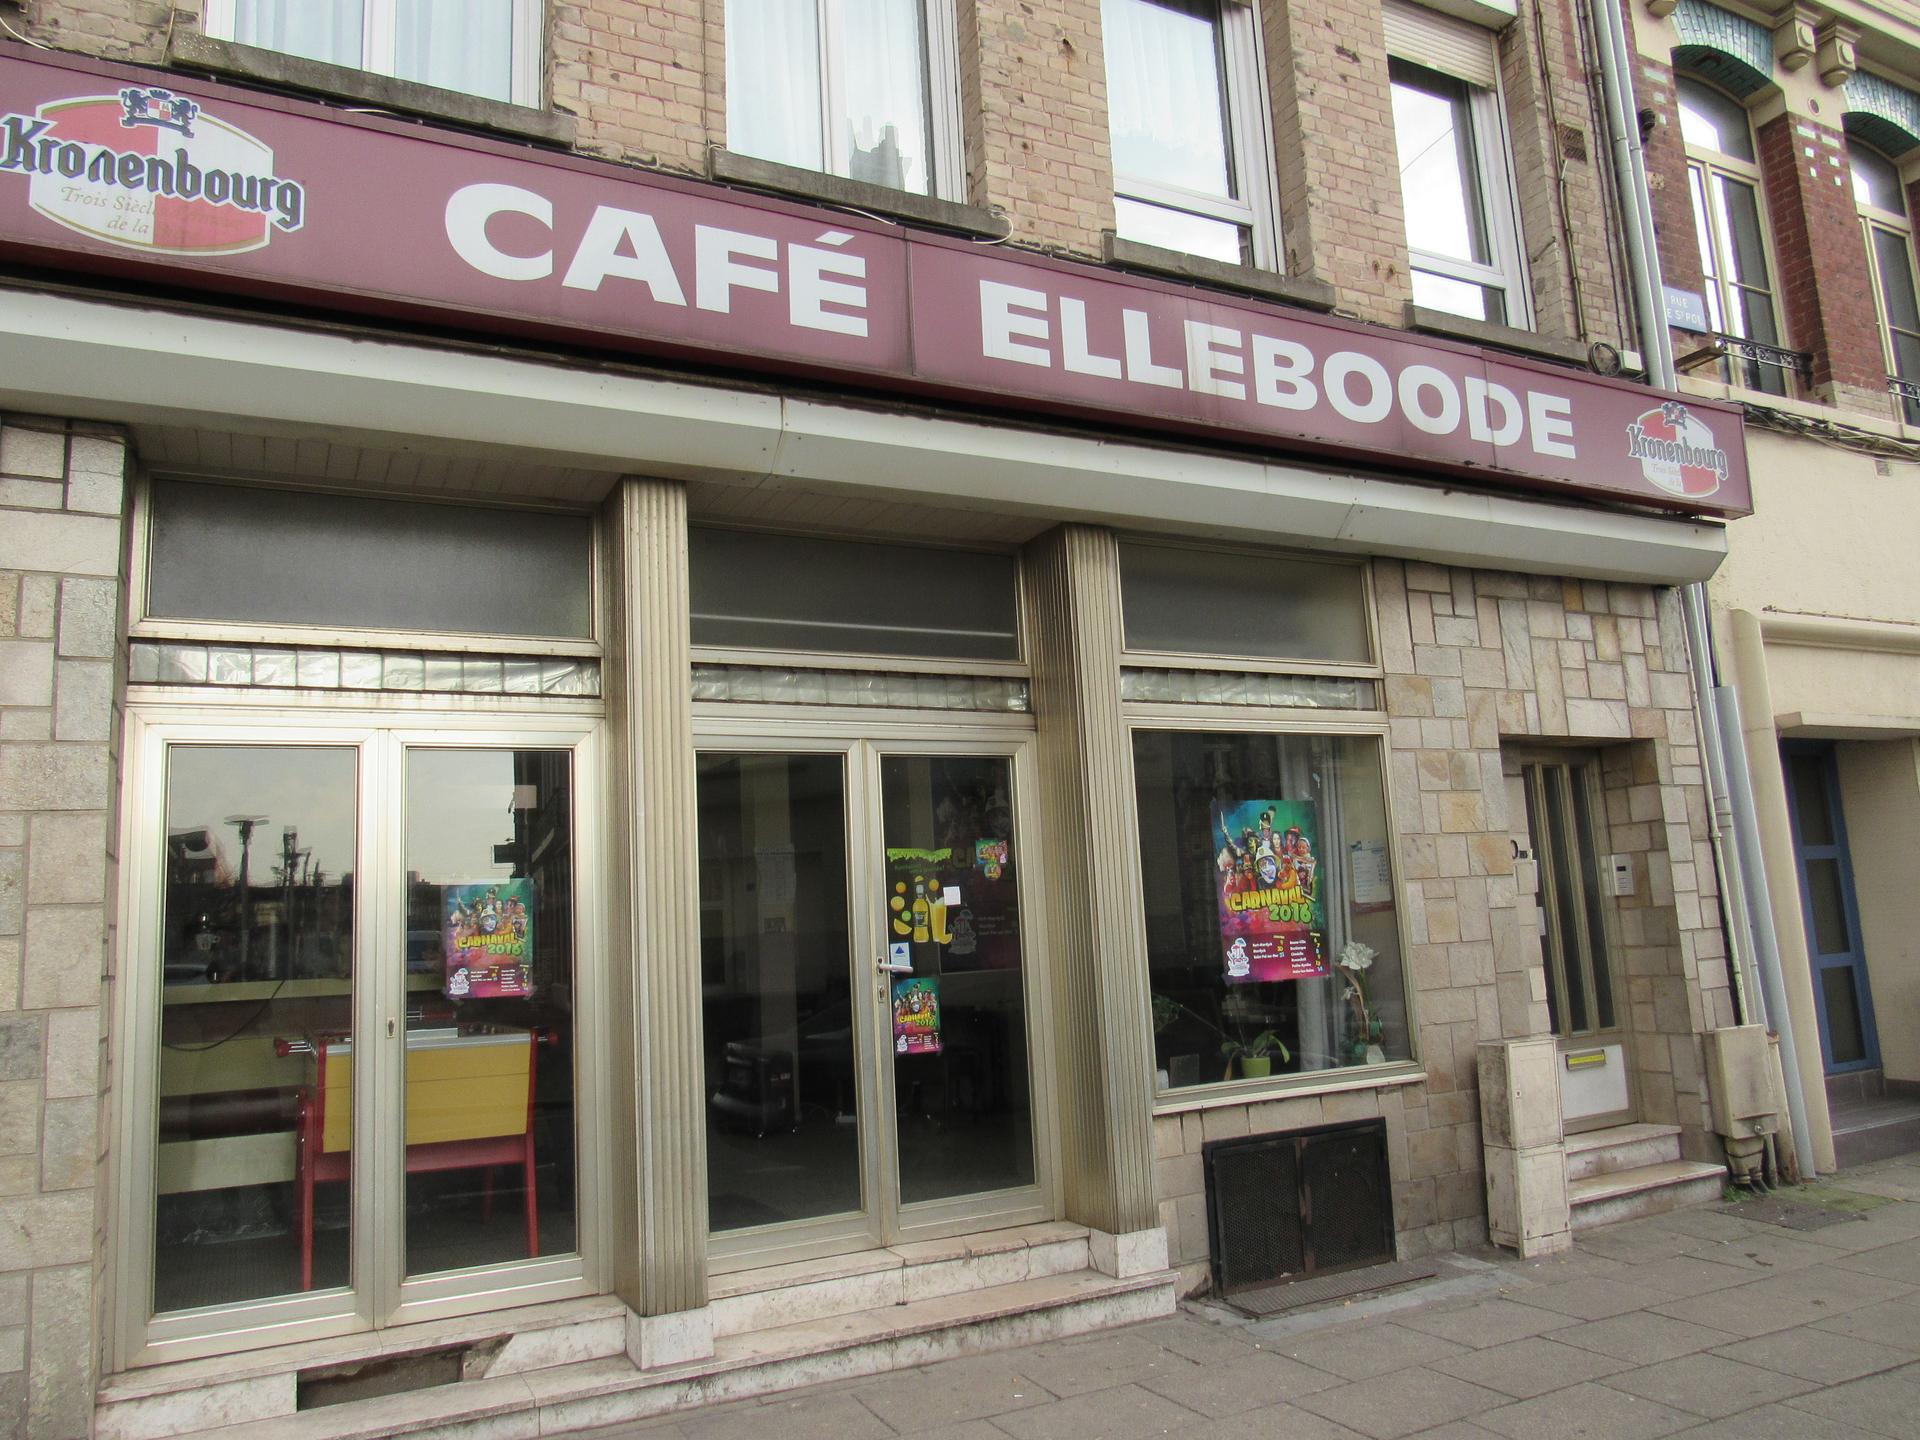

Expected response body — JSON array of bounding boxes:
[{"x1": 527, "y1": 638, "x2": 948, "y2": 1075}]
[{"x1": 593, "y1": 1155, "x2": 1920, "y2": 1440}]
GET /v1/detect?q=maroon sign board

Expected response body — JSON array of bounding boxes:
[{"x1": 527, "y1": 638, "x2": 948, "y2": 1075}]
[{"x1": 0, "y1": 45, "x2": 1752, "y2": 517}]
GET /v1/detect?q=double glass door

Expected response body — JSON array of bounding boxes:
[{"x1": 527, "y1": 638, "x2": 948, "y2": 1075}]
[
  {"x1": 697, "y1": 736, "x2": 1046, "y2": 1266},
  {"x1": 126, "y1": 715, "x2": 596, "y2": 1362}
]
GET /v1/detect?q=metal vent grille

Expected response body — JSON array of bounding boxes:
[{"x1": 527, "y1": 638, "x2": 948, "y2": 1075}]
[{"x1": 1204, "y1": 1119, "x2": 1394, "y2": 1295}]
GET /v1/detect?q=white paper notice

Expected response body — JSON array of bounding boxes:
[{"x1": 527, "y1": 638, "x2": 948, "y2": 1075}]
[
  {"x1": 1348, "y1": 840, "x2": 1392, "y2": 907},
  {"x1": 942, "y1": 885, "x2": 961, "y2": 906}
]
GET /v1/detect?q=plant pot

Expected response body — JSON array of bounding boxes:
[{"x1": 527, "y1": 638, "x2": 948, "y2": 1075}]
[
  {"x1": 1168, "y1": 1054, "x2": 1200, "y2": 1089},
  {"x1": 1365, "y1": 1043, "x2": 1387, "y2": 1065},
  {"x1": 1238, "y1": 1055, "x2": 1272, "y2": 1079}
]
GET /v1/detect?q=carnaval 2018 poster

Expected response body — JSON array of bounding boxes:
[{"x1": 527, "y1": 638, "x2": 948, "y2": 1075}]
[
  {"x1": 1212, "y1": 799, "x2": 1328, "y2": 984},
  {"x1": 444, "y1": 879, "x2": 534, "y2": 999}
]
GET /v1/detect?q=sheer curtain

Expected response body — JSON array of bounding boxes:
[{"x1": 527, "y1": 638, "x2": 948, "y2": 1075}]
[
  {"x1": 1102, "y1": 0, "x2": 1232, "y2": 197},
  {"x1": 230, "y1": 0, "x2": 363, "y2": 70},
  {"x1": 728, "y1": 0, "x2": 826, "y2": 173},
  {"x1": 838, "y1": 0, "x2": 931, "y2": 194},
  {"x1": 395, "y1": 0, "x2": 516, "y2": 102}
]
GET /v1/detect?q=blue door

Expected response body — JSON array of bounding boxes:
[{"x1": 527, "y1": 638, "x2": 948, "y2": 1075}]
[{"x1": 1781, "y1": 743, "x2": 1880, "y2": 1074}]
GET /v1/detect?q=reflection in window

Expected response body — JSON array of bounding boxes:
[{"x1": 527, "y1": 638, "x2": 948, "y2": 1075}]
[
  {"x1": 1104, "y1": 0, "x2": 1274, "y2": 266},
  {"x1": 1390, "y1": 59, "x2": 1525, "y2": 326},
  {"x1": 1133, "y1": 732, "x2": 1407, "y2": 1091},
  {"x1": 1678, "y1": 76, "x2": 1786, "y2": 395},
  {"x1": 399, "y1": 749, "x2": 577, "y2": 1278},
  {"x1": 727, "y1": 0, "x2": 942, "y2": 197},
  {"x1": 1850, "y1": 140, "x2": 1920, "y2": 425},
  {"x1": 155, "y1": 746, "x2": 358, "y2": 1312},
  {"x1": 1119, "y1": 542, "x2": 1371, "y2": 665}
]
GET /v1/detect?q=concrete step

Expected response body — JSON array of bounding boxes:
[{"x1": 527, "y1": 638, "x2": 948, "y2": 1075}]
[
  {"x1": 1563, "y1": 1122, "x2": 1682, "y2": 1182},
  {"x1": 1831, "y1": 1096, "x2": 1920, "y2": 1169},
  {"x1": 1569, "y1": 1159, "x2": 1726, "y2": 1231},
  {"x1": 142, "y1": 1268, "x2": 1176, "y2": 1440},
  {"x1": 708, "y1": 1221, "x2": 1092, "y2": 1338}
]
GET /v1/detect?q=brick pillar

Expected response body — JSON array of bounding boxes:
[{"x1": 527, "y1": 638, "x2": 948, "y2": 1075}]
[
  {"x1": 0, "y1": 415, "x2": 129, "y2": 1438},
  {"x1": 1634, "y1": 56, "x2": 1711, "y2": 316},
  {"x1": 555, "y1": 0, "x2": 715, "y2": 174},
  {"x1": 1755, "y1": 112, "x2": 1889, "y2": 412}
]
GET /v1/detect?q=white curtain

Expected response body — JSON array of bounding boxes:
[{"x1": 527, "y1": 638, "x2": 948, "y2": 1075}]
[
  {"x1": 1101, "y1": 0, "x2": 1230, "y2": 196},
  {"x1": 837, "y1": 0, "x2": 931, "y2": 194},
  {"x1": 230, "y1": 0, "x2": 362, "y2": 71},
  {"x1": 395, "y1": 0, "x2": 516, "y2": 102},
  {"x1": 728, "y1": 0, "x2": 825, "y2": 173}
]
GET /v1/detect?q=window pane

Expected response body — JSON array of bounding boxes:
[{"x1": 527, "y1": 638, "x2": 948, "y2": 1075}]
[
  {"x1": 1804, "y1": 858, "x2": 1852, "y2": 957},
  {"x1": 1114, "y1": 196, "x2": 1248, "y2": 264},
  {"x1": 688, "y1": 528, "x2": 1020, "y2": 661},
  {"x1": 395, "y1": 0, "x2": 515, "y2": 102},
  {"x1": 1873, "y1": 226, "x2": 1920, "y2": 332},
  {"x1": 402, "y1": 749, "x2": 577, "y2": 1276},
  {"x1": 1821, "y1": 966, "x2": 1868, "y2": 1065},
  {"x1": 1851, "y1": 142, "x2": 1906, "y2": 214},
  {"x1": 146, "y1": 481, "x2": 593, "y2": 639},
  {"x1": 1412, "y1": 267, "x2": 1507, "y2": 325},
  {"x1": 1716, "y1": 176, "x2": 1771, "y2": 287},
  {"x1": 1104, "y1": 0, "x2": 1234, "y2": 198},
  {"x1": 155, "y1": 745, "x2": 357, "y2": 1312},
  {"x1": 881, "y1": 754, "x2": 1034, "y2": 1202},
  {"x1": 1677, "y1": 76, "x2": 1754, "y2": 163},
  {"x1": 228, "y1": 0, "x2": 362, "y2": 69},
  {"x1": 1118, "y1": 542, "x2": 1371, "y2": 664},
  {"x1": 1392, "y1": 63, "x2": 1489, "y2": 268},
  {"x1": 727, "y1": 0, "x2": 826, "y2": 173},
  {"x1": 1788, "y1": 752, "x2": 1835, "y2": 846},
  {"x1": 1132, "y1": 731, "x2": 1409, "y2": 1089},
  {"x1": 1539, "y1": 768, "x2": 1590, "y2": 1033},
  {"x1": 838, "y1": 0, "x2": 934, "y2": 194},
  {"x1": 1688, "y1": 166, "x2": 1724, "y2": 333},
  {"x1": 1568, "y1": 772, "x2": 1615, "y2": 1031},
  {"x1": 699, "y1": 754, "x2": 860, "y2": 1229}
]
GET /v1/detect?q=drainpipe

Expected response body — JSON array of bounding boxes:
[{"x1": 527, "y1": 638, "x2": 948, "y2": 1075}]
[{"x1": 1586, "y1": 0, "x2": 1818, "y2": 1179}]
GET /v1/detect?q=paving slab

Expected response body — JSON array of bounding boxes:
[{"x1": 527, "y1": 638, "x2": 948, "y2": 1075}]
[
  {"x1": 1598, "y1": 1351, "x2": 1815, "y2": 1417},
  {"x1": 846, "y1": 1355, "x2": 1057, "y2": 1433},
  {"x1": 1472, "y1": 1379, "x2": 1697, "y2": 1440},
  {"x1": 1291, "y1": 1366, "x2": 1507, "y2": 1440},
  {"x1": 1184, "y1": 1400, "x2": 1370, "y2": 1440},
  {"x1": 1500, "y1": 1275, "x2": 1669, "y2": 1321},
  {"x1": 1270, "y1": 1320, "x2": 1471, "y2": 1380},
  {"x1": 1664, "y1": 1401, "x2": 1891, "y2": 1440},
  {"x1": 1547, "y1": 1310, "x2": 1742, "y2": 1364},
  {"x1": 990, "y1": 1382, "x2": 1199, "y2": 1440},
  {"x1": 1395, "y1": 1297, "x2": 1582, "y2": 1348},
  {"x1": 1780, "y1": 1365, "x2": 1920, "y2": 1439},
  {"x1": 1139, "y1": 1347, "x2": 1341, "y2": 1416},
  {"x1": 1428, "y1": 1335, "x2": 1632, "y2": 1398},
  {"x1": 1712, "y1": 1328, "x2": 1918, "y2": 1385},
  {"x1": 1648, "y1": 1264, "x2": 1913, "y2": 1337}
]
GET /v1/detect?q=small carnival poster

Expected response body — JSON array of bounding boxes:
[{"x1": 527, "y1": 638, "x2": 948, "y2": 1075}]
[
  {"x1": 444, "y1": 878, "x2": 535, "y2": 999},
  {"x1": 1211, "y1": 799, "x2": 1328, "y2": 984},
  {"x1": 893, "y1": 975, "x2": 942, "y2": 1054}
]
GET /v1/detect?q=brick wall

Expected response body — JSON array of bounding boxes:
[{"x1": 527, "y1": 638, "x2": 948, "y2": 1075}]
[
  {"x1": 1755, "y1": 112, "x2": 1889, "y2": 409},
  {"x1": 0, "y1": 416, "x2": 128, "y2": 1439},
  {"x1": 554, "y1": 0, "x2": 713, "y2": 174},
  {"x1": 1154, "y1": 561, "x2": 1730, "y2": 1288},
  {"x1": 1634, "y1": 57, "x2": 1710, "y2": 311}
]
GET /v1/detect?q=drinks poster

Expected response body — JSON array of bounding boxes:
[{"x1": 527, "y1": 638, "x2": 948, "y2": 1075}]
[
  {"x1": 1211, "y1": 799, "x2": 1328, "y2": 983},
  {"x1": 893, "y1": 975, "x2": 942, "y2": 1054},
  {"x1": 444, "y1": 879, "x2": 534, "y2": 999}
]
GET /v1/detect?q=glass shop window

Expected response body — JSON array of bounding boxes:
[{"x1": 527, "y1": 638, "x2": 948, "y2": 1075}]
[
  {"x1": 1118, "y1": 542, "x2": 1371, "y2": 665},
  {"x1": 688, "y1": 527, "x2": 1020, "y2": 662},
  {"x1": 145, "y1": 480, "x2": 594, "y2": 639},
  {"x1": 1132, "y1": 730, "x2": 1409, "y2": 1091}
]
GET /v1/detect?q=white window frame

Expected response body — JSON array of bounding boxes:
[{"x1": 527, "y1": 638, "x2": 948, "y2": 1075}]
[
  {"x1": 727, "y1": 0, "x2": 966, "y2": 203},
  {"x1": 1106, "y1": 0, "x2": 1282, "y2": 271},
  {"x1": 1850, "y1": 140, "x2": 1920, "y2": 422},
  {"x1": 1386, "y1": 4, "x2": 1532, "y2": 329},
  {"x1": 202, "y1": 0, "x2": 544, "y2": 108}
]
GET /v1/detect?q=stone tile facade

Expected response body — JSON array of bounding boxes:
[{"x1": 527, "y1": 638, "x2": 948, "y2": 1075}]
[
  {"x1": 1153, "y1": 561, "x2": 1731, "y2": 1290},
  {"x1": 0, "y1": 416, "x2": 128, "y2": 1439}
]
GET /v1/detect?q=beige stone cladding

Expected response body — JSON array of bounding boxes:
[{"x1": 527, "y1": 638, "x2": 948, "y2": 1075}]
[
  {"x1": 1153, "y1": 560, "x2": 1730, "y2": 1288},
  {"x1": 0, "y1": 415, "x2": 129, "y2": 1438}
]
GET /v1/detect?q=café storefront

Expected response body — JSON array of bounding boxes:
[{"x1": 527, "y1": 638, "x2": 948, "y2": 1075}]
[{"x1": 0, "y1": 40, "x2": 1749, "y2": 1435}]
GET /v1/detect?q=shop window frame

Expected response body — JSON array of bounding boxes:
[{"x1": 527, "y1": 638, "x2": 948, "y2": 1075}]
[
  {"x1": 1847, "y1": 137, "x2": 1920, "y2": 426},
  {"x1": 722, "y1": 0, "x2": 967, "y2": 205},
  {"x1": 199, "y1": 0, "x2": 545, "y2": 108},
  {"x1": 1102, "y1": 0, "x2": 1283, "y2": 271},
  {"x1": 128, "y1": 475, "x2": 603, "y2": 661},
  {"x1": 109, "y1": 704, "x2": 610, "y2": 1371}
]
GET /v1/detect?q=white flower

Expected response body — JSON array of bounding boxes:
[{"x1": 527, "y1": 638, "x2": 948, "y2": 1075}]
[{"x1": 1338, "y1": 940, "x2": 1376, "y2": 972}]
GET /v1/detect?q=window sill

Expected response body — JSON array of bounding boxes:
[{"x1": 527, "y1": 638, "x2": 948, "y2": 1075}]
[
  {"x1": 1404, "y1": 303, "x2": 1593, "y2": 369},
  {"x1": 1104, "y1": 235, "x2": 1337, "y2": 311},
  {"x1": 706, "y1": 150, "x2": 1011, "y2": 239},
  {"x1": 167, "y1": 32, "x2": 576, "y2": 147},
  {"x1": 1152, "y1": 1063, "x2": 1425, "y2": 1116}
]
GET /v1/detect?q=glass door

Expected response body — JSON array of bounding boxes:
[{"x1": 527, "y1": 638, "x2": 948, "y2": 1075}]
[
  {"x1": 1782, "y1": 743, "x2": 1880, "y2": 1074},
  {"x1": 697, "y1": 736, "x2": 1047, "y2": 1270}
]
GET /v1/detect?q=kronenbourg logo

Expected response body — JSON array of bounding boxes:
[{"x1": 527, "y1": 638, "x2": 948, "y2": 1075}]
[
  {"x1": 1625, "y1": 401, "x2": 1729, "y2": 499},
  {"x1": 0, "y1": 86, "x2": 304, "y2": 256}
]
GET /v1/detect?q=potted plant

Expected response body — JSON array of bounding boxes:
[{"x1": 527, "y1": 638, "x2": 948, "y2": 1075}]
[
  {"x1": 1337, "y1": 940, "x2": 1386, "y2": 1065},
  {"x1": 1220, "y1": 1029, "x2": 1290, "y2": 1080},
  {"x1": 1152, "y1": 994, "x2": 1202, "y2": 1088}
]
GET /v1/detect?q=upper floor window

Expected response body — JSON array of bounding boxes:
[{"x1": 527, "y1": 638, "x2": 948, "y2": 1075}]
[
  {"x1": 1386, "y1": 3, "x2": 1529, "y2": 327},
  {"x1": 1849, "y1": 139, "x2": 1920, "y2": 424},
  {"x1": 1677, "y1": 75, "x2": 1786, "y2": 395},
  {"x1": 1103, "y1": 0, "x2": 1279, "y2": 268},
  {"x1": 202, "y1": 0, "x2": 543, "y2": 105},
  {"x1": 726, "y1": 0, "x2": 963, "y2": 201}
]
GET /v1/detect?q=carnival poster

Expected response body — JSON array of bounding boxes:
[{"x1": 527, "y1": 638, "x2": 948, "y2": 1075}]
[
  {"x1": 1211, "y1": 799, "x2": 1328, "y2": 983},
  {"x1": 892, "y1": 975, "x2": 942, "y2": 1055},
  {"x1": 444, "y1": 878, "x2": 535, "y2": 999}
]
